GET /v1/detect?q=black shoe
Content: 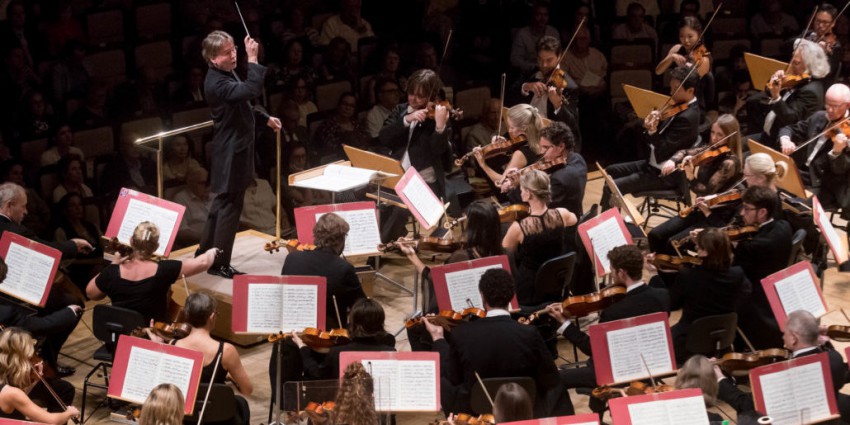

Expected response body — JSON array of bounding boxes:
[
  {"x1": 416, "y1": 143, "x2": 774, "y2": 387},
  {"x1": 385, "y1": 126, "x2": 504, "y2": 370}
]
[
  {"x1": 53, "y1": 365, "x2": 75, "y2": 377},
  {"x1": 207, "y1": 265, "x2": 245, "y2": 279}
]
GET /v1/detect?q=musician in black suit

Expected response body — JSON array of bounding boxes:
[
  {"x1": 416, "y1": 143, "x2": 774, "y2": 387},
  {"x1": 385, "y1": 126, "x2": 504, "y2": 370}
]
[
  {"x1": 198, "y1": 31, "x2": 281, "y2": 279},
  {"x1": 545, "y1": 244, "x2": 671, "y2": 414},
  {"x1": 600, "y1": 66, "x2": 702, "y2": 209},
  {"x1": 716, "y1": 310, "x2": 850, "y2": 421},
  {"x1": 510, "y1": 35, "x2": 581, "y2": 151},
  {"x1": 734, "y1": 186, "x2": 793, "y2": 350},
  {"x1": 778, "y1": 83, "x2": 850, "y2": 216},
  {"x1": 747, "y1": 39, "x2": 828, "y2": 148},
  {"x1": 423, "y1": 268, "x2": 562, "y2": 416}
]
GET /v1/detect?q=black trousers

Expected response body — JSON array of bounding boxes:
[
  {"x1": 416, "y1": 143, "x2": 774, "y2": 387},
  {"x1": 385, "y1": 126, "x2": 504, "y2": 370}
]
[
  {"x1": 199, "y1": 191, "x2": 245, "y2": 266},
  {"x1": 600, "y1": 160, "x2": 682, "y2": 209},
  {"x1": 29, "y1": 377, "x2": 74, "y2": 412}
]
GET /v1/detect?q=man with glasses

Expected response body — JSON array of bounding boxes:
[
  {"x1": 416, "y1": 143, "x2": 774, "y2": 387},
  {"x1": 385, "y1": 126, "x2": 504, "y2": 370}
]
[{"x1": 199, "y1": 31, "x2": 281, "y2": 279}]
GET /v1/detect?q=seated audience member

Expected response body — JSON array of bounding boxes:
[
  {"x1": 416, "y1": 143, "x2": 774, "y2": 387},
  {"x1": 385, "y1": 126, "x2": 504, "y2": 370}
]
[
  {"x1": 366, "y1": 47, "x2": 406, "y2": 105},
  {"x1": 612, "y1": 2, "x2": 658, "y2": 47},
  {"x1": 510, "y1": 3, "x2": 560, "y2": 73},
  {"x1": 314, "y1": 92, "x2": 371, "y2": 162},
  {"x1": 17, "y1": 90, "x2": 55, "y2": 142},
  {"x1": 40, "y1": 124, "x2": 83, "y2": 167},
  {"x1": 87, "y1": 222, "x2": 218, "y2": 323},
  {"x1": 173, "y1": 167, "x2": 212, "y2": 246},
  {"x1": 464, "y1": 98, "x2": 501, "y2": 153},
  {"x1": 54, "y1": 192, "x2": 103, "y2": 289},
  {"x1": 69, "y1": 81, "x2": 111, "y2": 129},
  {"x1": 318, "y1": 37, "x2": 356, "y2": 85},
  {"x1": 287, "y1": 77, "x2": 317, "y2": 128},
  {"x1": 50, "y1": 39, "x2": 90, "y2": 108},
  {"x1": 101, "y1": 133, "x2": 157, "y2": 199},
  {"x1": 0, "y1": 328, "x2": 79, "y2": 424},
  {"x1": 162, "y1": 135, "x2": 202, "y2": 184},
  {"x1": 175, "y1": 292, "x2": 252, "y2": 424},
  {"x1": 138, "y1": 384, "x2": 184, "y2": 425},
  {"x1": 51, "y1": 154, "x2": 92, "y2": 203},
  {"x1": 170, "y1": 66, "x2": 206, "y2": 107},
  {"x1": 749, "y1": 0, "x2": 799, "y2": 39},
  {"x1": 267, "y1": 39, "x2": 317, "y2": 92},
  {"x1": 365, "y1": 78, "x2": 400, "y2": 139},
  {"x1": 293, "y1": 298, "x2": 395, "y2": 380},
  {"x1": 240, "y1": 177, "x2": 277, "y2": 236},
  {"x1": 318, "y1": 0, "x2": 375, "y2": 52}
]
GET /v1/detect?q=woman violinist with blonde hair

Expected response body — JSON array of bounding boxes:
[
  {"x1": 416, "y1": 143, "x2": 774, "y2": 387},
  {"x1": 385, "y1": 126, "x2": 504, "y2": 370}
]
[{"x1": 138, "y1": 383, "x2": 184, "y2": 425}]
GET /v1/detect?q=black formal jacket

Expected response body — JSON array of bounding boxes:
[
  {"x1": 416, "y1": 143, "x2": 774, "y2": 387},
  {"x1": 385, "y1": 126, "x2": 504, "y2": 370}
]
[
  {"x1": 0, "y1": 300, "x2": 77, "y2": 338},
  {"x1": 562, "y1": 284, "x2": 671, "y2": 356},
  {"x1": 778, "y1": 111, "x2": 850, "y2": 192},
  {"x1": 550, "y1": 152, "x2": 588, "y2": 216},
  {"x1": 281, "y1": 247, "x2": 366, "y2": 328},
  {"x1": 378, "y1": 103, "x2": 451, "y2": 198},
  {"x1": 733, "y1": 219, "x2": 793, "y2": 297},
  {"x1": 669, "y1": 265, "x2": 751, "y2": 326},
  {"x1": 434, "y1": 315, "x2": 560, "y2": 395},
  {"x1": 299, "y1": 334, "x2": 396, "y2": 380},
  {"x1": 761, "y1": 79, "x2": 825, "y2": 143},
  {"x1": 718, "y1": 346, "x2": 846, "y2": 415},
  {"x1": 204, "y1": 63, "x2": 269, "y2": 194},
  {"x1": 646, "y1": 100, "x2": 701, "y2": 162},
  {"x1": 508, "y1": 70, "x2": 582, "y2": 149},
  {"x1": 0, "y1": 216, "x2": 76, "y2": 260}
]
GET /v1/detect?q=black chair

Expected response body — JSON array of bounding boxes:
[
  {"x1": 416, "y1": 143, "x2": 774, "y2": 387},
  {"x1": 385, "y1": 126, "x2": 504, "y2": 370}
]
[
  {"x1": 684, "y1": 313, "x2": 737, "y2": 359},
  {"x1": 634, "y1": 137, "x2": 702, "y2": 228},
  {"x1": 788, "y1": 228, "x2": 807, "y2": 266},
  {"x1": 184, "y1": 384, "x2": 238, "y2": 424},
  {"x1": 81, "y1": 305, "x2": 146, "y2": 422},
  {"x1": 532, "y1": 252, "x2": 577, "y2": 304},
  {"x1": 470, "y1": 377, "x2": 536, "y2": 415}
]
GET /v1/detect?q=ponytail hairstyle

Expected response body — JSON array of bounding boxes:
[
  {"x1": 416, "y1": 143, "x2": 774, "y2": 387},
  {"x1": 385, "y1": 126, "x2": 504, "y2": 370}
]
[
  {"x1": 130, "y1": 221, "x2": 160, "y2": 261},
  {"x1": 507, "y1": 103, "x2": 546, "y2": 153}
]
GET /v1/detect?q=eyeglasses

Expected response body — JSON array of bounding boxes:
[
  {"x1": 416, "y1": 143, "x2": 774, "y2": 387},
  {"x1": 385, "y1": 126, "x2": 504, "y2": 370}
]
[{"x1": 741, "y1": 205, "x2": 758, "y2": 212}]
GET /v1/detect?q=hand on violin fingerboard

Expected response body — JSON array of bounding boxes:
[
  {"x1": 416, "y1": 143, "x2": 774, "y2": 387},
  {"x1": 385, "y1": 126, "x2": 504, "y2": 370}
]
[{"x1": 545, "y1": 303, "x2": 570, "y2": 324}]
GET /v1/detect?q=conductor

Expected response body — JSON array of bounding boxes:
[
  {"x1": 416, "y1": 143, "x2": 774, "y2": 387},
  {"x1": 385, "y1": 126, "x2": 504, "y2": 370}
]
[{"x1": 199, "y1": 31, "x2": 281, "y2": 278}]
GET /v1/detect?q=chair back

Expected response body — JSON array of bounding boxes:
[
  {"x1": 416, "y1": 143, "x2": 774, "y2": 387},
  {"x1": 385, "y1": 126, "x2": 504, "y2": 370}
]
[
  {"x1": 470, "y1": 377, "x2": 536, "y2": 415},
  {"x1": 788, "y1": 228, "x2": 807, "y2": 266},
  {"x1": 185, "y1": 384, "x2": 237, "y2": 424},
  {"x1": 92, "y1": 305, "x2": 146, "y2": 357},
  {"x1": 533, "y1": 252, "x2": 577, "y2": 303},
  {"x1": 684, "y1": 313, "x2": 737, "y2": 358}
]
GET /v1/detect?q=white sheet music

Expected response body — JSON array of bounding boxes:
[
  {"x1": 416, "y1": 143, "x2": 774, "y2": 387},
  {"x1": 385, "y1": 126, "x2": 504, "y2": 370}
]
[
  {"x1": 281, "y1": 284, "x2": 319, "y2": 331},
  {"x1": 607, "y1": 321, "x2": 673, "y2": 383},
  {"x1": 759, "y1": 362, "x2": 832, "y2": 425},
  {"x1": 120, "y1": 346, "x2": 194, "y2": 404},
  {"x1": 773, "y1": 269, "x2": 826, "y2": 318},
  {"x1": 586, "y1": 217, "x2": 628, "y2": 274},
  {"x1": 368, "y1": 359, "x2": 438, "y2": 411},
  {"x1": 316, "y1": 209, "x2": 381, "y2": 255},
  {"x1": 815, "y1": 200, "x2": 847, "y2": 263},
  {"x1": 293, "y1": 164, "x2": 379, "y2": 192},
  {"x1": 116, "y1": 198, "x2": 179, "y2": 256},
  {"x1": 401, "y1": 173, "x2": 443, "y2": 228},
  {"x1": 246, "y1": 283, "x2": 319, "y2": 333},
  {"x1": 1, "y1": 242, "x2": 54, "y2": 305},
  {"x1": 627, "y1": 395, "x2": 710, "y2": 425},
  {"x1": 444, "y1": 264, "x2": 502, "y2": 310}
]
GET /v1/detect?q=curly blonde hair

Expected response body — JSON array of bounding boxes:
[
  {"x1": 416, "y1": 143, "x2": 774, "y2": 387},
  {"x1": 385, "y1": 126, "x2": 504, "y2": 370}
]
[
  {"x1": 0, "y1": 327, "x2": 36, "y2": 389},
  {"x1": 139, "y1": 383, "x2": 185, "y2": 425},
  {"x1": 131, "y1": 221, "x2": 160, "y2": 260},
  {"x1": 335, "y1": 362, "x2": 379, "y2": 425}
]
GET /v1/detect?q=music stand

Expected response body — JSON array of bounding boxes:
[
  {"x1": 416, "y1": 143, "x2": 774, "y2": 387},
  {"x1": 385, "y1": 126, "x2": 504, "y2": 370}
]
[{"x1": 748, "y1": 139, "x2": 808, "y2": 199}]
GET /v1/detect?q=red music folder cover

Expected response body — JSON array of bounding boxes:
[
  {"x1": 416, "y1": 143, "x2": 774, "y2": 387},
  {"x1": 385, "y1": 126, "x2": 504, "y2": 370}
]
[
  {"x1": 108, "y1": 335, "x2": 204, "y2": 414},
  {"x1": 105, "y1": 188, "x2": 186, "y2": 256},
  {"x1": 577, "y1": 207, "x2": 633, "y2": 276},
  {"x1": 813, "y1": 196, "x2": 849, "y2": 264},
  {"x1": 0, "y1": 232, "x2": 61, "y2": 307},
  {"x1": 394, "y1": 167, "x2": 444, "y2": 229},
  {"x1": 429, "y1": 255, "x2": 518, "y2": 311},
  {"x1": 339, "y1": 351, "x2": 440, "y2": 412},
  {"x1": 500, "y1": 414, "x2": 600, "y2": 425},
  {"x1": 293, "y1": 201, "x2": 381, "y2": 256},
  {"x1": 761, "y1": 261, "x2": 827, "y2": 331},
  {"x1": 609, "y1": 388, "x2": 710, "y2": 425},
  {"x1": 0, "y1": 420, "x2": 49, "y2": 425},
  {"x1": 750, "y1": 352, "x2": 838, "y2": 424},
  {"x1": 231, "y1": 275, "x2": 327, "y2": 334},
  {"x1": 589, "y1": 312, "x2": 675, "y2": 385}
]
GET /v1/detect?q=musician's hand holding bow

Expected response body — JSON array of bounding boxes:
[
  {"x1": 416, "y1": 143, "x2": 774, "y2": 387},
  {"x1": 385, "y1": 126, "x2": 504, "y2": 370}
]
[
  {"x1": 832, "y1": 132, "x2": 848, "y2": 155},
  {"x1": 72, "y1": 238, "x2": 93, "y2": 254},
  {"x1": 681, "y1": 156, "x2": 695, "y2": 179},
  {"x1": 422, "y1": 315, "x2": 444, "y2": 341},
  {"x1": 779, "y1": 136, "x2": 796, "y2": 155},
  {"x1": 547, "y1": 86, "x2": 563, "y2": 109},
  {"x1": 660, "y1": 160, "x2": 676, "y2": 176},
  {"x1": 644, "y1": 252, "x2": 658, "y2": 275},
  {"x1": 522, "y1": 81, "x2": 548, "y2": 97},
  {"x1": 644, "y1": 110, "x2": 661, "y2": 135},
  {"x1": 668, "y1": 51, "x2": 687, "y2": 67},
  {"x1": 545, "y1": 303, "x2": 569, "y2": 325},
  {"x1": 768, "y1": 70, "x2": 784, "y2": 100},
  {"x1": 500, "y1": 168, "x2": 519, "y2": 193},
  {"x1": 694, "y1": 196, "x2": 711, "y2": 216},
  {"x1": 291, "y1": 331, "x2": 305, "y2": 349}
]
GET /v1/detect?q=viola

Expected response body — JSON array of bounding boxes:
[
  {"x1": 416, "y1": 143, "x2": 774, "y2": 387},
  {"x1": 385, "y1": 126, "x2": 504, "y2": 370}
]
[
  {"x1": 652, "y1": 254, "x2": 703, "y2": 270},
  {"x1": 264, "y1": 239, "x2": 317, "y2": 254},
  {"x1": 454, "y1": 413, "x2": 495, "y2": 425},
  {"x1": 426, "y1": 100, "x2": 463, "y2": 121},
  {"x1": 455, "y1": 134, "x2": 528, "y2": 167},
  {"x1": 678, "y1": 189, "x2": 742, "y2": 218},
  {"x1": 498, "y1": 204, "x2": 529, "y2": 223},
  {"x1": 678, "y1": 145, "x2": 731, "y2": 170},
  {"x1": 715, "y1": 348, "x2": 789, "y2": 373},
  {"x1": 267, "y1": 327, "x2": 351, "y2": 351},
  {"x1": 132, "y1": 321, "x2": 192, "y2": 341},
  {"x1": 827, "y1": 325, "x2": 850, "y2": 342},
  {"x1": 592, "y1": 381, "x2": 676, "y2": 401}
]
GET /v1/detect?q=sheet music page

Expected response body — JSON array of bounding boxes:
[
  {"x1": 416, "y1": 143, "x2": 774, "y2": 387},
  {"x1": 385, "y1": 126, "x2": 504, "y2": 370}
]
[
  {"x1": 121, "y1": 347, "x2": 195, "y2": 404},
  {"x1": 445, "y1": 264, "x2": 502, "y2": 310},
  {"x1": 400, "y1": 174, "x2": 443, "y2": 227},
  {"x1": 393, "y1": 360, "x2": 438, "y2": 411},
  {"x1": 760, "y1": 361, "x2": 830, "y2": 425},
  {"x1": 586, "y1": 217, "x2": 628, "y2": 274},
  {"x1": 316, "y1": 209, "x2": 381, "y2": 255},
  {"x1": 281, "y1": 284, "x2": 319, "y2": 332},
  {"x1": 117, "y1": 198, "x2": 179, "y2": 256},
  {"x1": 246, "y1": 284, "x2": 284, "y2": 333},
  {"x1": 324, "y1": 164, "x2": 378, "y2": 182},
  {"x1": 157, "y1": 355, "x2": 194, "y2": 400},
  {"x1": 2, "y1": 242, "x2": 54, "y2": 305},
  {"x1": 366, "y1": 360, "x2": 398, "y2": 411},
  {"x1": 628, "y1": 396, "x2": 709, "y2": 425},
  {"x1": 816, "y1": 201, "x2": 847, "y2": 263},
  {"x1": 773, "y1": 269, "x2": 825, "y2": 318},
  {"x1": 607, "y1": 321, "x2": 673, "y2": 383}
]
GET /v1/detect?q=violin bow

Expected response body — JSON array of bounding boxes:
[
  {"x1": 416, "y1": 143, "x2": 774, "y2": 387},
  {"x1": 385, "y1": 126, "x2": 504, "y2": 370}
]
[
  {"x1": 783, "y1": 6, "x2": 819, "y2": 75},
  {"x1": 791, "y1": 115, "x2": 850, "y2": 153},
  {"x1": 816, "y1": 0, "x2": 850, "y2": 45},
  {"x1": 545, "y1": 17, "x2": 585, "y2": 87},
  {"x1": 736, "y1": 326, "x2": 758, "y2": 353},
  {"x1": 496, "y1": 73, "x2": 506, "y2": 137},
  {"x1": 655, "y1": 63, "x2": 700, "y2": 135},
  {"x1": 638, "y1": 353, "x2": 658, "y2": 389},
  {"x1": 474, "y1": 371, "x2": 495, "y2": 407},
  {"x1": 681, "y1": 131, "x2": 738, "y2": 166},
  {"x1": 33, "y1": 368, "x2": 80, "y2": 424},
  {"x1": 333, "y1": 295, "x2": 343, "y2": 329},
  {"x1": 691, "y1": 2, "x2": 723, "y2": 56},
  {"x1": 196, "y1": 351, "x2": 223, "y2": 425}
]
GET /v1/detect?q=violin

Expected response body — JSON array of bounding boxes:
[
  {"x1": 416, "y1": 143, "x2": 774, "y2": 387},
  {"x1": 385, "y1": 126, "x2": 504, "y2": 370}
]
[
  {"x1": 688, "y1": 44, "x2": 710, "y2": 65},
  {"x1": 652, "y1": 254, "x2": 703, "y2": 270},
  {"x1": 678, "y1": 189, "x2": 742, "y2": 218},
  {"x1": 405, "y1": 311, "x2": 463, "y2": 330},
  {"x1": 132, "y1": 321, "x2": 192, "y2": 341},
  {"x1": 678, "y1": 145, "x2": 731, "y2": 171},
  {"x1": 560, "y1": 285, "x2": 627, "y2": 318},
  {"x1": 819, "y1": 32, "x2": 837, "y2": 55},
  {"x1": 455, "y1": 134, "x2": 528, "y2": 167},
  {"x1": 378, "y1": 236, "x2": 463, "y2": 254},
  {"x1": 768, "y1": 72, "x2": 811, "y2": 91},
  {"x1": 724, "y1": 224, "x2": 758, "y2": 241},
  {"x1": 645, "y1": 102, "x2": 689, "y2": 132},
  {"x1": 827, "y1": 325, "x2": 850, "y2": 341},
  {"x1": 715, "y1": 348, "x2": 789, "y2": 373},
  {"x1": 303, "y1": 401, "x2": 336, "y2": 415},
  {"x1": 264, "y1": 239, "x2": 317, "y2": 254},
  {"x1": 592, "y1": 381, "x2": 676, "y2": 401},
  {"x1": 426, "y1": 100, "x2": 463, "y2": 120},
  {"x1": 499, "y1": 156, "x2": 567, "y2": 187},
  {"x1": 498, "y1": 204, "x2": 529, "y2": 223},
  {"x1": 268, "y1": 327, "x2": 351, "y2": 351},
  {"x1": 825, "y1": 119, "x2": 850, "y2": 141},
  {"x1": 454, "y1": 413, "x2": 495, "y2": 425},
  {"x1": 103, "y1": 236, "x2": 133, "y2": 258}
]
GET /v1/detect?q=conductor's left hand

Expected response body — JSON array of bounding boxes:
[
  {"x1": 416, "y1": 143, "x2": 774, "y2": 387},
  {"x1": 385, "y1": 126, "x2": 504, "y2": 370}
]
[{"x1": 268, "y1": 116, "x2": 282, "y2": 132}]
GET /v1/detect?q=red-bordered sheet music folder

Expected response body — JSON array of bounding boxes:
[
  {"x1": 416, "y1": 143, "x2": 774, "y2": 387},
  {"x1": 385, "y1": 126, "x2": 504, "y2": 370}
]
[
  {"x1": 108, "y1": 335, "x2": 204, "y2": 415},
  {"x1": 762, "y1": 261, "x2": 827, "y2": 331},
  {"x1": 750, "y1": 352, "x2": 839, "y2": 424},
  {"x1": 577, "y1": 208, "x2": 632, "y2": 276},
  {"x1": 394, "y1": 167, "x2": 444, "y2": 229},
  {"x1": 429, "y1": 255, "x2": 518, "y2": 311},
  {"x1": 589, "y1": 312, "x2": 675, "y2": 386},
  {"x1": 105, "y1": 188, "x2": 186, "y2": 257},
  {"x1": 500, "y1": 414, "x2": 600, "y2": 425},
  {"x1": 293, "y1": 201, "x2": 381, "y2": 256},
  {"x1": 813, "y1": 196, "x2": 850, "y2": 264},
  {"x1": 231, "y1": 275, "x2": 327, "y2": 334},
  {"x1": 0, "y1": 232, "x2": 60, "y2": 307},
  {"x1": 609, "y1": 388, "x2": 710, "y2": 425},
  {"x1": 0, "y1": 419, "x2": 49, "y2": 425},
  {"x1": 339, "y1": 351, "x2": 440, "y2": 412}
]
